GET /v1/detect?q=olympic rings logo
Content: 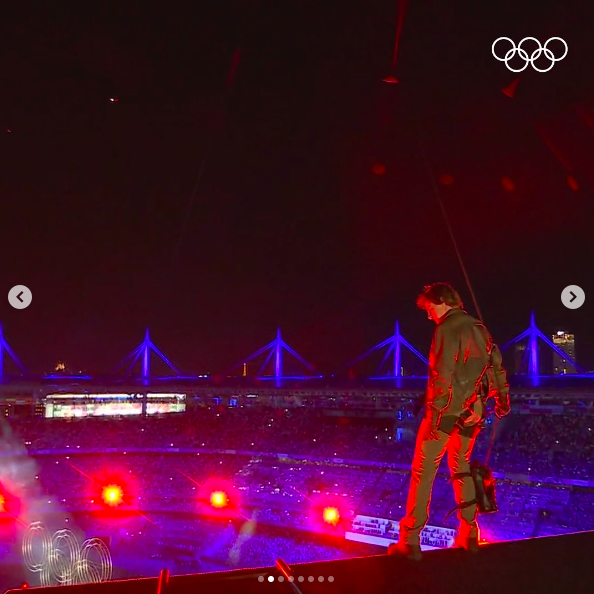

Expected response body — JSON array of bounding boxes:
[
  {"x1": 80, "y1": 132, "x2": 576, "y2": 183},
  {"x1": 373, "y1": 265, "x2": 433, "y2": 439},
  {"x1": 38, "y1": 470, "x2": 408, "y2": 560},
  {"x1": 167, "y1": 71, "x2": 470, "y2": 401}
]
[
  {"x1": 22, "y1": 522, "x2": 113, "y2": 586},
  {"x1": 492, "y1": 37, "x2": 568, "y2": 72}
]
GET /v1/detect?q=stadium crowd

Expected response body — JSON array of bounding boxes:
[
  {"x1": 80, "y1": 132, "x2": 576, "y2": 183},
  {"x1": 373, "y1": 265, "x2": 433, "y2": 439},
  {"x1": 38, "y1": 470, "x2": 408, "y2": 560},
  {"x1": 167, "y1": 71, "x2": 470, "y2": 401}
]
[
  {"x1": 9, "y1": 406, "x2": 594, "y2": 480},
  {"x1": 1, "y1": 405, "x2": 594, "y2": 576}
]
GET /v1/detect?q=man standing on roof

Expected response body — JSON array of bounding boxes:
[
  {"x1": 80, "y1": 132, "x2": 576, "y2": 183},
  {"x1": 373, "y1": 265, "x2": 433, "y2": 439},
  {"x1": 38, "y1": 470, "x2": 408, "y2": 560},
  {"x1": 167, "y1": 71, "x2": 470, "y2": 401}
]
[{"x1": 389, "y1": 282, "x2": 510, "y2": 560}]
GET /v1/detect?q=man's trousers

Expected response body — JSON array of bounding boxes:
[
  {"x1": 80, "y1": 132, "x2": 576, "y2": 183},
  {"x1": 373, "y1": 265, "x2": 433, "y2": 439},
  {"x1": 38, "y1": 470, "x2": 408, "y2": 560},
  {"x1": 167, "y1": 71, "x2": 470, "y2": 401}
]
[{"x1": 399, "y1": 418, "x2": 481, "y2": 546}]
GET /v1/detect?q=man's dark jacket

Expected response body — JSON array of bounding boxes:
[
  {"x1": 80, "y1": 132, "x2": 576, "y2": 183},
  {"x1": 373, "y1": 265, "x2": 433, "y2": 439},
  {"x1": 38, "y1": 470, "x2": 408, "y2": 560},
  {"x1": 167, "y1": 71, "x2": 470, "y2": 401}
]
[{"x1": 424, "y1": 308, "x2": 510, "y2": 431}]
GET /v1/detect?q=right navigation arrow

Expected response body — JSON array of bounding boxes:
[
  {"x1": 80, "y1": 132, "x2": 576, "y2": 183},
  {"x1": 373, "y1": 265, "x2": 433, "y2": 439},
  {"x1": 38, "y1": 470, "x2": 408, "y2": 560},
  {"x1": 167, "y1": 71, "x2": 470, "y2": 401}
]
[{"x1": 569, "y1": 291, "x2": 577, "y2": 303}]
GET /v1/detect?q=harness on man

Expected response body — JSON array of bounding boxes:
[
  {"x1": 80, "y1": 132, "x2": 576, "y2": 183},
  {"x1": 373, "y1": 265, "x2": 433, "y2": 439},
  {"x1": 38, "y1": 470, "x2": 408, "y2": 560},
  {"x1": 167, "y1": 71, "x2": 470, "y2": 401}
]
[
  {"x1": 443, "y1": 339, "x2": 499, "y2": 522},
  {"x1": 444, "y1": 460, "x2": 498, "y2": 521}
]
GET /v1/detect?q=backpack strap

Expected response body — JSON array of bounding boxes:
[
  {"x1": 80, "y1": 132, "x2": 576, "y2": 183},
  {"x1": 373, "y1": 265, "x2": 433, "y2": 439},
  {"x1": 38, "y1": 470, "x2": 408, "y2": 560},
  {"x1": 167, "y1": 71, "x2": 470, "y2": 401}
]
[
  {"x1": 449, "y1": 471, "x2": 472, "y2": 482},
  {"x1": 444, "y1": 471, "x2": 478, "y2": 521},
  {"x1": 444, "y1": 500, "x2": 478, "y2": 522}
]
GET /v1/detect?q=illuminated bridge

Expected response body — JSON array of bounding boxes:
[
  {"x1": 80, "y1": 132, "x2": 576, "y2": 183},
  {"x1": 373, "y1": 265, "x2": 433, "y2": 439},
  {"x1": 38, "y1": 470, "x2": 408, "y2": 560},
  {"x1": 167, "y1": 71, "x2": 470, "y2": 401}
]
[{"x1": 0, "y1": 314, "x2": 593, "y2": 419}]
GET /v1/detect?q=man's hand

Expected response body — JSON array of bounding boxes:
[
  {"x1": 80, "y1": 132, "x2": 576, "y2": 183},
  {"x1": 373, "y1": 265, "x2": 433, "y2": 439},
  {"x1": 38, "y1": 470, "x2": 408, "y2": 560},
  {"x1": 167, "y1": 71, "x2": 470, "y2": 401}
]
[{"x1": 495, "y1": 405, "x2": 510, "y2": 419}]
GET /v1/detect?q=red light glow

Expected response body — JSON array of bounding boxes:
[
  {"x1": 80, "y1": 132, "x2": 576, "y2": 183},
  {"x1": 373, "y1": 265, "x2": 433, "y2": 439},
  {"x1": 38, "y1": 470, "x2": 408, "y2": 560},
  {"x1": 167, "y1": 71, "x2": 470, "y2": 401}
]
[
  {"x1": 502, "y1": 78, "x2": 520, "y2": 98},
  {"x1": 439, "y1": 173, "x2": 454, "y2": 185},
  {"x1": 371, "y1": 162, "x2": 386, "y2": 175},
  {"x1": 102, "y1": 485, "x2": 124, "y2": 507},
  {"x1": 323, "y1": 506, "x2": 340, "y2": 526},
  {"x1": 210, "y1": 491, "x2": 229, "y2": 509},
  {"x1": 501, "y1": 177, "x2": 515, "y2": 191},
  {"x1": 567, "y1": 175, "x2": 579, "y2": 191},
  {"x1": 0, "y1": 494, "x2": 5, "y2": 512}
]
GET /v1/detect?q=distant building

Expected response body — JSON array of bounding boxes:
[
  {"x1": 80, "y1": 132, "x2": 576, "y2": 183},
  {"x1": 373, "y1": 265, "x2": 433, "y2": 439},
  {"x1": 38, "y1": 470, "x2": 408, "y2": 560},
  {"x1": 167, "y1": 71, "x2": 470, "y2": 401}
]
[
  {"x1": 514, "y1": 342, "x2": 541, "y2": 374},
  {"x1": 552, "y1": 331, "x2": 576, "y2": 375},
  {"x1": 514, "y1": 343, "x2": 526, "y2": 374}
]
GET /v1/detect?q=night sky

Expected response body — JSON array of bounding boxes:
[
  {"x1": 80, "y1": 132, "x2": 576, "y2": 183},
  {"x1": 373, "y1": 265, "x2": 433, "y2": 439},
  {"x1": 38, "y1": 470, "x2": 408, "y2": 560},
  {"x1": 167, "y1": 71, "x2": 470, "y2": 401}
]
[{"x1": 1, "y1": 1, "x2": 594, "y2": 376}]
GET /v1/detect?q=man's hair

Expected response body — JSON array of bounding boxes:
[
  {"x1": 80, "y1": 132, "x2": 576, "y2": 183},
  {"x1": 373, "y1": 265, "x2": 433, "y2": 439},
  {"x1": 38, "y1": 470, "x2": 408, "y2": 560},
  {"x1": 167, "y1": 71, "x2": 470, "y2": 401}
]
[{"x1": 416, "y1": 282, "x2": 463, "y2": 310}]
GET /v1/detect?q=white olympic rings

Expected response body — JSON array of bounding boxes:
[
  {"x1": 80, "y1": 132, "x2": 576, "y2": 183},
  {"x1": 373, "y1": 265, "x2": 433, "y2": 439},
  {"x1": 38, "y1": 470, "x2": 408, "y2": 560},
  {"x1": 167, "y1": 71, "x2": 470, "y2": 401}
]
[
  {"x1": 492, "y1": 37, "x2": 568, "y2": 72},
  {"x1": 22, "y1": 522, "x2": 113, "y2": 586}
]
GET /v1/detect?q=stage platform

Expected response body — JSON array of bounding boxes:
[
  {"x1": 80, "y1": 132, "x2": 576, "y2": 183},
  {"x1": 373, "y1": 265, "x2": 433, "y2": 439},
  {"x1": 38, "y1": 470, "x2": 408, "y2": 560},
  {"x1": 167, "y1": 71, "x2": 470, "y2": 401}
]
[{"x1": 5, "y1": 530, "x2": 593, "y2": 594}]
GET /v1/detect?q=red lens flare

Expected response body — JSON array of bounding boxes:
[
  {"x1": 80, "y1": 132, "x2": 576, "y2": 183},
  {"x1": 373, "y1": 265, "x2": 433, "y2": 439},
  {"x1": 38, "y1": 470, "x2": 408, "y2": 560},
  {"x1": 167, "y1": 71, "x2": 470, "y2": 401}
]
[
  {"x1": 102, "y1": 485, "x2": 124, "y2": 507},
  {"x1": 210, "y1": 491, "x2": 229, "y2": 509},
  {"x1": 567, "y1": 175, "x2": 579, "y2": 191},
  {"x1": 371, "y1": 162, "x2": 386, "y2": 175},
  {"x1": 323, "y1": 506, "x2": 340, "y2": 526}
]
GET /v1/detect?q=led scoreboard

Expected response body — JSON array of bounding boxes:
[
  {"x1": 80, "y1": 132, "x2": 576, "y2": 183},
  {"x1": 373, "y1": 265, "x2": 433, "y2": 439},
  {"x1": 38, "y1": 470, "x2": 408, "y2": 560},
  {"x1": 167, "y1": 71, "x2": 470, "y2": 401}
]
[{"x1": 44, "y1": 393, "x2": 186, "y2": 418}]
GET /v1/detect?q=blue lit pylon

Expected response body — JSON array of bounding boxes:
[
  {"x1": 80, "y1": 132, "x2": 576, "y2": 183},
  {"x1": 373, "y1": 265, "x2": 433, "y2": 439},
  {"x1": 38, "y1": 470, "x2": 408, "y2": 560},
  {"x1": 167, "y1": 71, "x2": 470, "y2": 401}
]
[
  {"x1": 501, "y1": 312, "x2": 586, "y2": 384},
  {"x1": 0, "y1": 323, "x2": 26, "y2": 381},
  {"x1": 120, "y1": 328, "x2": 180, "y2": 385},
  {"x1": 234, "y1": 328, "x2": 320, "y2": 386},
  {"x1": 347, "y1": 320, "x2": 429, "y2": 383}
]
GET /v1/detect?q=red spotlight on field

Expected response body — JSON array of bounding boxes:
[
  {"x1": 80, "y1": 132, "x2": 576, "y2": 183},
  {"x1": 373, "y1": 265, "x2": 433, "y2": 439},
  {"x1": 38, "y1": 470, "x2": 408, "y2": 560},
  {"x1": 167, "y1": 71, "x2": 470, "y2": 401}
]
[
  {"x1": 567, "y1": 175, "x2": 579, "y2": 191},
  {"x1": 502, "y1": 78, "x2": 520, "y2": 98},
  {"x1": 371, "y1": 162, "x2": 386, "y2": 175},
  {"x1": 501, "y1": 177, "x2": 515, "y2": 191},
  {"x1": 210, "y1": 491, "x2": 229, "y2": 509},
  {"x1": 439, "y1": 173, "x2": 454, "y2": 185},
  {"x1": 382, "y1": 75, "x2": 399, "y2": 84},
  {"x1": 323, "y1": 506, "x2": 340, "y2": 526},
  {"x1": 102, "y1": 484, "x2": 124, "y2": 507}
]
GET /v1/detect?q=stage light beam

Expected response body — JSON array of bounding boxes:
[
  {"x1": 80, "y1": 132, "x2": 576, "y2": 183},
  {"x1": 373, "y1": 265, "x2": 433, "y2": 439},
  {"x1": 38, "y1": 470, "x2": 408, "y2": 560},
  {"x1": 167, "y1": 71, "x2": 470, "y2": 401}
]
[
  {"x1": 323, "y1": 506, "x2": 340, "y2": 526},
  {"x1": 210, "y1": 491, "x2": 229, "y2": 509},
  {"x1": 102, "y1": 485, "x2": 124, "y2": 507}
]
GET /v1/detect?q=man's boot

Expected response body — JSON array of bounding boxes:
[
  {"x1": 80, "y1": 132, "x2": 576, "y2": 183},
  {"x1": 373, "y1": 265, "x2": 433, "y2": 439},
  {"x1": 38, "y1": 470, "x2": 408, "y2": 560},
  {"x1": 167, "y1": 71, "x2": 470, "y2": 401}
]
[
  {"x1": 387, "y1": 541, "x2": 422, "y2": 561},
  {"x1": 454, "y1": 536, "x2": 479, "y2": 553}
]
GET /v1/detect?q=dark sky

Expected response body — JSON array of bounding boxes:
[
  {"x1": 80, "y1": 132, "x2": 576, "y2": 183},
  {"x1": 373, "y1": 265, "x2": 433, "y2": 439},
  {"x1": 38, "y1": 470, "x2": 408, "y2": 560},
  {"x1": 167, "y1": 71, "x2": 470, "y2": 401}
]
[{"x1": 1, "y1": 1, "x2": 594, "y2": 375}]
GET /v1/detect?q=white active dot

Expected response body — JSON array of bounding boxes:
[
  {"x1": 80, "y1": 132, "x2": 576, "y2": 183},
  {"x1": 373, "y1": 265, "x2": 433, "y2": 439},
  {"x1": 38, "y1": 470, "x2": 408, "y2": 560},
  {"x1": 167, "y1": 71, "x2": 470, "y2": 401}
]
[{"x1": 268, "y1": 576, "x2": 274, "y2": 582}]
